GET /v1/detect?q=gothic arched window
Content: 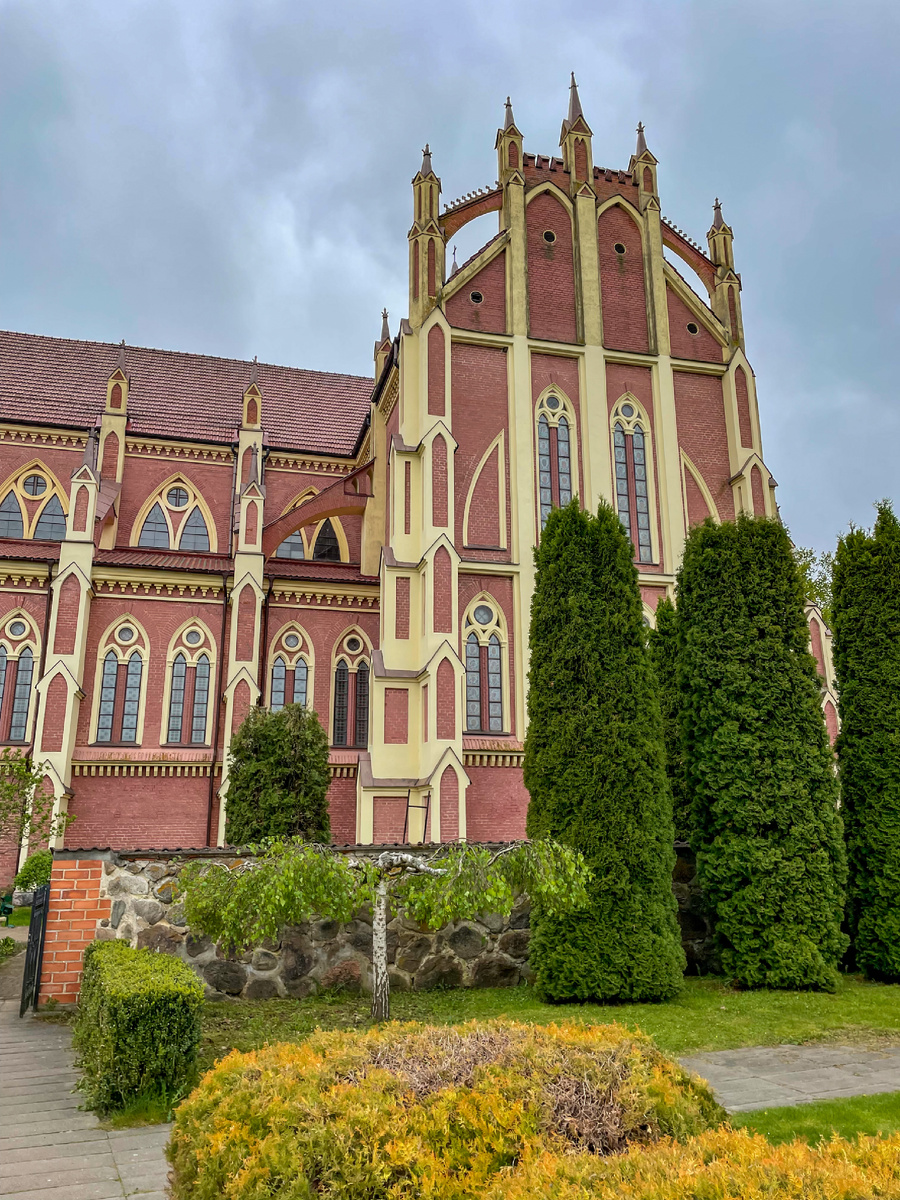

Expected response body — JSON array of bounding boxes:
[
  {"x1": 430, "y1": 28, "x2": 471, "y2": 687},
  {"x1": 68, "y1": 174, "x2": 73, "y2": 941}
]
[
  {"x1": 536, "y1": 396, "x2": 575, "y2": 529},
  {"x1": 0, "y1": 493, "x2": 23, "y2": 539},
  {"x1": 138, "y1": 502, "x2": 170, "y2": 549},
  {"x1": 96, "y1": 650, "x2": 143, "y2": 744},
  {"x1": 313, "y1": 519, "x2": 341, "y2": 561},
  {"x1": 166, "y1": 652, "x2": 210, "y2": 744},
  {"x1": 612, "y1": 401, "x2": 654, "y2": 564},
  {"x1": 271, "y1": 655, "x2": 309, "y2": 713},
  {"x1": 354, "y1": 661, "x2": 369, "y2": 748},
  {"x1": 0, "y1": 647, "x2": 34, "y2": 743},
  {"x1": 34, "y1": 495, "x2": 67, "y2": 541},
  {"x1": 275, "y1": 531, "x2": 305, "y2": 559},
  {"x1": 179, "y1": 507, "x2": 210, "y2": 552},
  {"x1": 464, "y1": 598, "x2": 506, "y2": 734},
  {"x1": 332, "y1": 660, "x2": 349, "y2": 745}
]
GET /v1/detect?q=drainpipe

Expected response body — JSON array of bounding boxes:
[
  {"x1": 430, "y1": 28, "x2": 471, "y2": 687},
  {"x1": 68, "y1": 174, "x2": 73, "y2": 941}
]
[{"x1": 206, "y1": 570, "x2": 231, "y2": 847}]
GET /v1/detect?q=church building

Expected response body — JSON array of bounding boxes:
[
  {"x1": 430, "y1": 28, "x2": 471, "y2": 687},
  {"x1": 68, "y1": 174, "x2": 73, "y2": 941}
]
[{"x1": 0, "y1": 82, "x2": 837, "y2": 880}]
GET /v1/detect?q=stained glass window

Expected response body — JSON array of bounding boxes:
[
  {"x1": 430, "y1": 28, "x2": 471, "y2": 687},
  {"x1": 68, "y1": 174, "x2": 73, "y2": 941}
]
[
  {"x1": 271, "y1": 657, "x2": 286, "y2": 713},
  {"x1": 120, "y1": 653, "x2": 143, "y2": 743},
  {"x1": 9, "y1": 648, "x2": 33, "y2": 742},
  {"x1": 96, "y1": 651, "x2": 119, "y2": 743},
  {"x1": 354, "y1": 661, "x2": 369, "y2": 748},
  {"x1": 191, "y1": 655, "x2": 210, "y2": 743},
  {"x1": 333, "y1": 660, "x2": 349, "y2": 745},
  {"x1": 139, "y1": 502, "x2": 170, "y2": 549},
  {"x1": 167, "y1": 654, "x2": 187, "y2": 742},
  {"x1": 0, "y1": 493, "x2": 23, "y2": 539}
]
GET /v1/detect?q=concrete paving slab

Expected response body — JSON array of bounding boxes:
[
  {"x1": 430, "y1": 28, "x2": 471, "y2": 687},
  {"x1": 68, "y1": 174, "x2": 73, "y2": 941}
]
[{"x1": 0, "y1": 1164, "x2": 122, "y2": 1194}]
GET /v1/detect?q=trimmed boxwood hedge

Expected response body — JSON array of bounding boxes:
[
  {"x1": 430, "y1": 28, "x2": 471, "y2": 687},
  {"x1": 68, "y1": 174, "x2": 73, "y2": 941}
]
[{"x1": 74, "y1": 939, "x2": 204, "y2": 1113}]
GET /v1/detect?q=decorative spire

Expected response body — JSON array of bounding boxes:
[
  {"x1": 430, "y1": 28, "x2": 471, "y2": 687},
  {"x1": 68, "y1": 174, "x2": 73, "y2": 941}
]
[
  {"x1": 82, "y1": 426, "x2": 99, "y2": 471},
  {"x1": 635, "y1": 121, "x2": 648, "y2": 157},
  {"x1": 712, "y1": 197, "x2": 725, "y2": 229},
  {"x1": 249, "y1": 445, "x2": 259, "y2": 485},
  {"x1": 380, "y1": 308, "x2": 390, "y2": 343},
  {"x1": 450, "y1": 246, "x2": 459, "y2": 276},
  {"x1": 504, "y1": 96, "x2": 515, "y2": 129},
  {"x1": 249, "y1": 354, "x2": 258, "y2": 385},
  {"x1": 567, "y1": 72, "x2": 584, "y2": 125},
  {"x1": 421, "y1": 143, "x2": 432, "y2": 176},
  {"x1": 117, "y1": 339, "x2": 126, "y2": 372}
]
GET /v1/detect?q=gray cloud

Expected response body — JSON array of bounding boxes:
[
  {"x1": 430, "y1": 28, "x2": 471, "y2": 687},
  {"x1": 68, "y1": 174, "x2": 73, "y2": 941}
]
[{"x1": 1, "y1": 0, "x2": 898, "y2": 551}]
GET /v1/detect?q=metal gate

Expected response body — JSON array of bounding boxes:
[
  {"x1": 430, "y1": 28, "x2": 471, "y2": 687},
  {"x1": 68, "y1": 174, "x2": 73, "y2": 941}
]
[{"x1": 19, "y1": 882, "x2": 50, "y2": 1017}]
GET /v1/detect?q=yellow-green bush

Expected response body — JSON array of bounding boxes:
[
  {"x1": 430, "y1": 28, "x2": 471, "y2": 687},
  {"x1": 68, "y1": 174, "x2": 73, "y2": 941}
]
[
  {"x1": 485, "y1": 1127, "x2": 900, "y2": 1198},
  {"x1": 168, "y1": 1019, "x2": 722, "y2": 1199}
]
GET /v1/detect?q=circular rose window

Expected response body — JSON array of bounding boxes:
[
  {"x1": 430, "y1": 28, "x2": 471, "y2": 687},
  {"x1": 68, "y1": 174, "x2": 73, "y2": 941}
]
[
  {"x1": 284, "y1": 633, "x2": 300, "y2": 649},
  {"x1": 117, "y1": 626, "x2": 135, "y2": 643},
  {"x1": 621, "y1": 404, "x2": 635, "y2": 418},
  {"x1": 473, "y1": 604, "x2": 493, "y2": 625},
  {"x1": 346, "y1": 637, "x2": 361, "y2": 653},
  {"x1": 184, "y1": 629, "x2": 202, "y2": 645},
  {"x1": 23, "y1": 475, "x2": 47, "y2": 496},
  {"x1": 8, "y1": 620, "x2": 26, "y2": 638},
  {"x1": 167, "y1": 486, "x2": 189, "y2": 508}
]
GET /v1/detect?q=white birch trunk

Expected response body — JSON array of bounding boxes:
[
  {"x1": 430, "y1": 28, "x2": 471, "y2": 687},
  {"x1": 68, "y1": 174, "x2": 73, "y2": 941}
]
[{"x1": 370, "y1": 876, "x2": 391, "y2": 1021}]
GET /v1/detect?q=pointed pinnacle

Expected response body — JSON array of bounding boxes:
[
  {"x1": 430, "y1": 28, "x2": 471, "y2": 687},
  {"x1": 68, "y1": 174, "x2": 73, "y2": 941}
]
[
  {"x1": 450, "y1": 246, "x2": 459, "y2": 276},
  {"x1": 380, "y1": 308, "x2": 390, "y2": 343},
  {"x1": 249, "y1": 444, "x2": 259, "y2": 484},
  {"x1": 117, "y1": 338, "x2": 126, "y2": 371},
  {"x1": 504, "y1": 96, "x2": 515, "y2": 129},
  {"x1": 568, "y1": 72, "x2": 584, "y2": 124},
  {"x1": 421, "y1": 143, "x2": 432, "y2": 175},
  {"x1": 635, "y1": 121, "x2": 648, "y2": 156},
  {"x1": 712, "y1": 197, "x2": 724, "y2": 229},
  {"x1": 249, "y1": 354, "x2": 258, "y2": 384}
]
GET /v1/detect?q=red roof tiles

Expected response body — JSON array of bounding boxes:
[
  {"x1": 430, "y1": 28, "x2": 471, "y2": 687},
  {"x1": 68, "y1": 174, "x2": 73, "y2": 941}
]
[{"x1": 0, "y1": 330, "x2": 373, "y2": 457}]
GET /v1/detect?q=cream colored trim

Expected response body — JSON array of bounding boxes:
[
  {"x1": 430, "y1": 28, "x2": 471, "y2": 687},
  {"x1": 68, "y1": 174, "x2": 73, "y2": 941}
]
[
  {"x1": 266, "y1": 619, "x2": 317, "y2": 711},
  {"x1": 461, "y1": 593, "x2": 511, "y2": 736},
  {"x1": 88, "y1": 612, "x2": 152, "y2": 746},
  {"x1": 523, "y1": 178, "x2": 575, "y2": 215},
  {"x1": 328, "y1": 625, "x2": 374, "y2": 743},
  {"x1": 596, "y1": 193, "x2": 645, "y2": 226},
  {"x1": 661, "y1": 260, "x2": 729, "y2": 346},
  {"x1": 158, "y1": 617, "x2": 218, "y2": 748},
  {"x1": 128, "y1": 471, "x2": 218, "y2": 553},
  {"x1": 0, "y1": 457, "x2": 70, "y2": 538},
  {"x1": 462, "y1": 430, "x2": 507, "y2": 549},
  {"x1": 441, "y1": 230, "x2": 510, "y2": 303},
  {"x1": 679, "y1": 449, "x2": 721, "y2": 526}
]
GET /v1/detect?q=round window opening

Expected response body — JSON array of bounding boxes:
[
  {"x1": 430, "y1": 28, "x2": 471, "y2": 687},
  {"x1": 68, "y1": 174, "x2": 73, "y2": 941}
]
[
  {"x1": 614, "y1": 242, "x2": 627, "y2": 255},
  {"x1": 686, "y1": 322, "x2": 699, "y2": 335},
  {"x1": 469, "y1": 291, "x2": 484, "y2": 305},
  {"x1": 8, "y1": 620, "x2": 27, "y2": 638},
  {"x1": 184, "y1": 630, "x2": 202, "y2": 645},
  {"x1": 346, "y1": 637, "x2": 362, "y2": 653},
  {"x1": 117, "y1": 626, "x2": 135, "y2": 643},
  {"x1": 621, "y1": 403, "x2": 635, "y2": 418},
  {"x1": 542, "y1": 230, "x2": 557, "y2": 244},
  {"x1": 167, "y1": 486, "x2": 189, "y2": 508},
  {"x1": 545, "y1": 395, "x2": 560, "y2": 411},
  {"x1": 473, "y1": 604, "x2": 494, "y2": 625},
  {"x1": 23, "y1": 475, "x2": 47, "y2": 497},
  {"x1": 284, "y1": 633, "x2": 300, "y2": 649}
]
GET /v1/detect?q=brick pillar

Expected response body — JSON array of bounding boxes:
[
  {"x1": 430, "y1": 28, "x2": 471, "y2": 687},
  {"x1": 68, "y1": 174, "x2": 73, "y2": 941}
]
[{"x1": 38, "y1": 854, "x2": 111, "y2": 1006}]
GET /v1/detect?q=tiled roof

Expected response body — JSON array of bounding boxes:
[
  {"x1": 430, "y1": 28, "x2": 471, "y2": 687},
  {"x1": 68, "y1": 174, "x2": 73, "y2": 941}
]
[
  {"x1": 93, "y1": 547, "x2": 233, "y2": 573},
  {"x1": 0, "y1": 538, "x2": 61, "y2": 562},
  {"x1": 0, "y1": 330, "x2": 373, "y2": 456},
  {"x1": 264, "y1": 558, "x2": 378, "y2": 585}
]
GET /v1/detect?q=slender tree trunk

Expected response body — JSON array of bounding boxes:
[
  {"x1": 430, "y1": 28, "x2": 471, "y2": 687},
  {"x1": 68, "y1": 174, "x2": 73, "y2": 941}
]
[{"x1": 370, "y1": 876, "x2": 391, "y2": 1021}]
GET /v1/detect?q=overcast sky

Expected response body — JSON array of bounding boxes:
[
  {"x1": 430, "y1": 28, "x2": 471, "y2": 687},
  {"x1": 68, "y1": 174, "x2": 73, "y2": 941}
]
[{"x1": 1, "y1": 0, "x2": 897, "y2": 553}]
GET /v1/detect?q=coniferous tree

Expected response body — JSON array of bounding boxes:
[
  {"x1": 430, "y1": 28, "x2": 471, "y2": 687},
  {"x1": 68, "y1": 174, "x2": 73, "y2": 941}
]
[
  {"x1": 677, "y1": 515, "x2": 847, "y2": 990},
  {"x1": 225, "y1": 703, "x2": 331, "y2": 845},
  {"x1": 648, "y1": 597, "x2": 690, "y2": 841},
  {"x1": 525, "y1": 500, "x2": 685, "y2": 1002},
  {"x1": 832, "y1": 502, "x2": 900, "y2": 980}
]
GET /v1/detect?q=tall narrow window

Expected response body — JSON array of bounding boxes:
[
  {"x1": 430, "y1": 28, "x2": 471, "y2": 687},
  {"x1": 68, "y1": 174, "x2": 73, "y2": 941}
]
[
  {"x1": 354, "y1": 661, "x2": 369, "y2": 748},
  {"x1": 333, "y1": 660, "x2": 349, "y2": 745},
  {"x1": 34, "y1": 496, "x2": 67, "y2": 540},
  {"x1": 8, "y1": 648, "x2": 33, "y2": 742},
  {"x1": 138, "y1": 502, "x2": 170, "y2": 548},
  {"x1": 0, "y1": 647, "x2": 6, "y2": 713},
  {"x1": 179, "y1": 507, "x2": 210, "y2": 552},
  {"x1": 613, "y1": 420, "x2": 652, "y2": 564},
  {"x1": 486, "y1": 635, "x2": 503, "y2": 732},
  {"x1": 293, "y1": 659, "x2": 308, "y2": 706},
  {"x1": 465, "y1": 618, "x2": 505, "y2": 734},
  {"x1": 536, "y1": 399, "x2": 575, "y2": 529},
  {"x1": 0, "y1": 493, "x2": 23, "y2": 539},
  {"x1": 167, "y1": 654, "x2": 187, "y2": 742},
  {"x1": 465, "y1": 634, "x2": 482, "y2": 731},
  {"x1": 271, "y1": 656, "x2": 310, "y2": 712},
  {"x1": 191, "y1": 655, "x2": 210, "y2": 743},
  {"x1": 271, "y1": 657, "x2": 287, "y2": 712},
  {"x1": 97, "y1": 651, "x2": 142, "y2": 744},
  {"x1": 275, "y1": 531, "x2": 305, "y2": 559},
  {"x1": 313, "y1": 519, "x2": 341, "y2": 561}
]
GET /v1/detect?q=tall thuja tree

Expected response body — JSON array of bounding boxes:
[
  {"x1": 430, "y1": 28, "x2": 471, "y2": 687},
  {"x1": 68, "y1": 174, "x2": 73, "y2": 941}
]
[
  {"x1": 832, "y1": 502, "x2": 900, "y2": 979},
  {"x1": 525, "y1": 500, "x2": 684, "y2": 1003},
  {"x1": 648, "y1": 597, "x2": 689, "y2": 842},
  {"x1": 678, "y1": 515, "x2": 847, "y2": 990}
]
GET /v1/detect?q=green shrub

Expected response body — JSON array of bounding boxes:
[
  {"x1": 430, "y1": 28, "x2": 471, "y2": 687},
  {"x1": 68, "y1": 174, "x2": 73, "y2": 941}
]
[
  {"x1": 13, "y1": 849, "x2": 52, "y2": 891},
  {"x1": 0, "y1": 936, "x2": 19, "y2": 963},
  {"x1": 832, "y1": 502, "x2": 900, "y2": 980},
  {"x1": 168, "y1": 1019, "x2": 722, "y2": 1199},
  {"x1": 225, "y1": 702, "x2": 331, "y2": 844},
  {"x1": 648, "y1": 597, "x2": 689, "y2": 841},
  {"x1": 525, "y1": 501, "x2": 684, "y2": 1002},
  {"x1": 484, "y1": 1127, "x2": 900, "y2": 1199},
  {"x1": 74, "y1": 940, "x2": 204, "y2": 1113},
  {"x1": 677, "y1": 515, "x2": 847, "y2": 990}
]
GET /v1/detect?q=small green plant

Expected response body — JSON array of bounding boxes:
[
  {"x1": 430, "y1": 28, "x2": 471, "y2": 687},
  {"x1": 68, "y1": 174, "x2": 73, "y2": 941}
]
[
  {"x1": 0, "y1": 748, "x2": 66, "y2": 850},
  {"x1": 13, "y1": 849, "x2": 52, "y2": 891},
  {"x1": 73, "y1": 940, "x2": 204, "y2": 1113},
  {"x1": 0, "y1": 936, "x2": 20, "y2": 963}
]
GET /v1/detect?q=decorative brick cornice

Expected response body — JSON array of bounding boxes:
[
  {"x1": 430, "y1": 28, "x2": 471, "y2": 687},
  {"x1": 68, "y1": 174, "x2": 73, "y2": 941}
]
[{"x1": 0, "y1": 426, "x2": 87, "y2": 448}]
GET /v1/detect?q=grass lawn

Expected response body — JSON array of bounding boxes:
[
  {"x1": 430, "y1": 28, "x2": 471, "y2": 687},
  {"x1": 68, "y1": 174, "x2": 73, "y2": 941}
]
[
  {"x1": 732, "y1": 1091, "x2": 900, "y2": 1144},
  {"x1": 199, "y1": 974, "x2": 900, "y2": 1072},
  {"x1": 6, "y1": 906, "x2": 31, "y2": 927}
]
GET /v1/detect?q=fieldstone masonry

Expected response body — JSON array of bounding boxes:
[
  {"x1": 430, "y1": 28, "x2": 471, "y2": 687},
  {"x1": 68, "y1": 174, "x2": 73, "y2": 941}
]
[{"x1": 41, "y1": 845, "x2": 711, "y2": 1004}]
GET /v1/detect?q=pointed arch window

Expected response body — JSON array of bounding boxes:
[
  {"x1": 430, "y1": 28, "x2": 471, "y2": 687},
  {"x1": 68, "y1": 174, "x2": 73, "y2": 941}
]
[
  {"x1": 96, "y1": 650, "x2": 143, "y2": 744},
  {"x1": 271, "y1": 656, "x2": 309, "y2": 713},
  {"x1": 354, "y1": 661, "x2": 369, "y2": 747},
  {"x1": 313, "y1": 519, "x2": 341, "y2": 561},
  {"x1": 465, "y1": 632, "x2": 504, "y2": 732},
  {"x1": 332, "y1": 657, "x2": 369, "y2": 747},
  {"x1": 179, "y1": 507, "x2": 210, "y2": 552},
  {"x1": 166, "y1": 652, "x2": 210, "y2": 744},
  {"x1": 138, "y1": 502, "x2": 170, "y2": 548},
  {"x1": 537, "y1": 397, "x2": 574, "y2": 530},
  {"x1": 275, "y1": 531, "x2": 305, "y2": 560},
  {"x1": 0, "y1": 647, "x2": 6, "y2": 714},
  {"x1": 34, "y1": 495, "x2": 67, "y2": 541},
  {"x1": 0, "y1": 493, "x2": 23, "y2": 539},
  {"x1": 333, "y1": 660, "x2": 349, "y2": 745},
  {"x1": 0, "y1": 646, "x2": 34, "y2": 743},
  {"x1": 613, "y1": 420, "x2": 652, "y2": 563}
]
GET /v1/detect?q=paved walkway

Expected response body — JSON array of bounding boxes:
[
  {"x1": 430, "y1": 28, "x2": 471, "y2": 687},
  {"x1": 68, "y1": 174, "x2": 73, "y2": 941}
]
[
  {"x1": 0, "y1": 998, "x2": 171, "y2": 1199},
  {"x1": 681, "y1": 1043, "x2": 900, "y2": 1112}
]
